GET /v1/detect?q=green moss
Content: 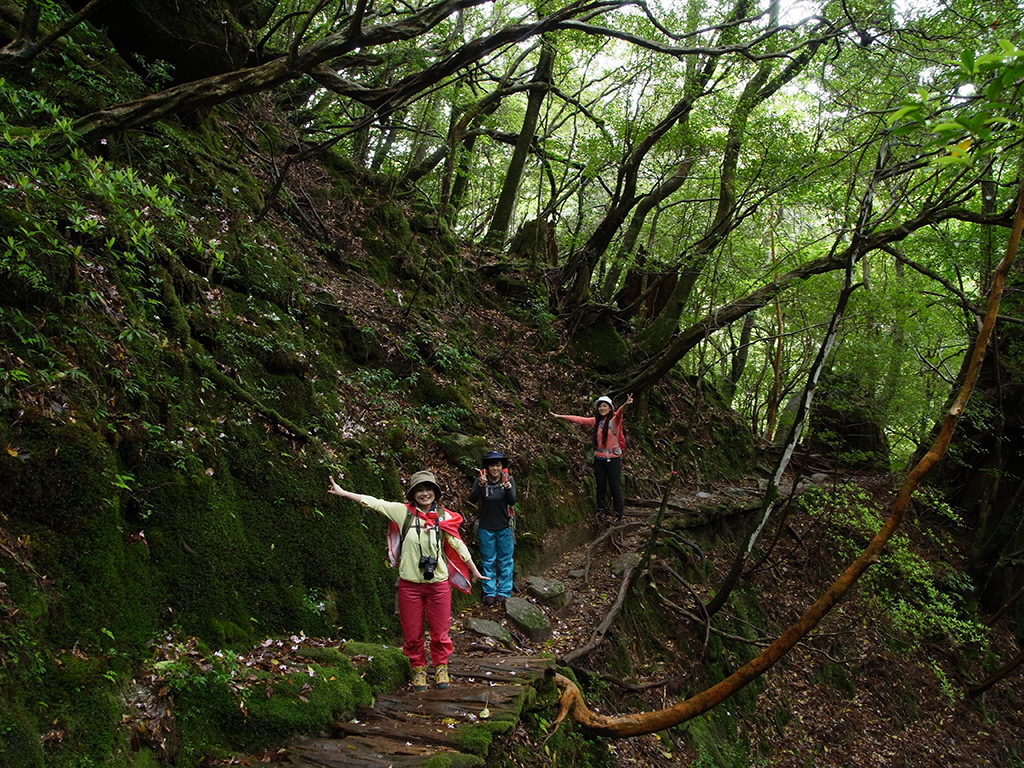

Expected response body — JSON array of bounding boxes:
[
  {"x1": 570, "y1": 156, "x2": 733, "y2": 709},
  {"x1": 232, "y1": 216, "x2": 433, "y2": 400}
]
[
  {"x1": 0, "y1": 686, "x2": 45, "y2": 768},
  {"x1": 151, "y1": 648, "x2": 381, "y2": 756},
  {"x1": 683, "y1": 715, "x2": 754, "y2": 768},
  {"x1": 570, "y1": 312, "x2": 630, "y2": 374},
  {"x1": 207, "y1": 618, "x2": 251, "y2": 647},
  {"x1": 340, "y1": 642, "x2": 410, "y2": 693},
  {"x1": 813, "y1": 659, "x2": 857, "y2": 699},
  {"x1": 422, "y1": 753, "x2": 486, "y2": 768},
  {"x1": 296, "y1": 645, "x2": 348, "y2": 666},
  {"x1": 38, "y1": 657, "x2": 123, "y2": 765},
  {"x1": 516, "y1": 676, "x2": 617, "y2": 768},
  {"x1": 452, "y1": 718, "x2": 516, "y2": 756},
  {"x1": 380, "y1": 201, "x2": 413, "y2": 250},
  {"x1": 240, "y1": 661, "x2": 373, "y2": 740}
]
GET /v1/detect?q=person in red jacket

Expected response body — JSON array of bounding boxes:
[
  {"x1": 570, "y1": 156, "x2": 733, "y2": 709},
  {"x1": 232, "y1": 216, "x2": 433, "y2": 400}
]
[
  {"x1": 328, "y1": 470, "x2": 486, "y2": 691},
  {"x1": 551, "y1": 393, "x2": 633, "y2": 521}
]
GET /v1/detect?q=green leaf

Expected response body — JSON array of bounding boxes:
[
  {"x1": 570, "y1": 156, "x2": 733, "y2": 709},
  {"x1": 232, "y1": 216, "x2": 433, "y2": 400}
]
[
  {"x1": 889, "y1": 124, "x2": 919, "y2": 137},
  {"x1": 984, "y1": 116, "x2": 1022, "y2": 128},
  {"x1": 981, "y1": 102, "x2": 1018, "y2": 112},
  {"x1": 1000, "y1": 68, "x2": 1020, "y2": 88},
  {"x1": 933, "y1": 154, "x2": 970, "y2": 167},
  {"x1": 976, "y1": 52, "x2": 1008, "y2": 69},
  {"x1": 960, "y1": 49, "x2": 976, "y2": 74},
  {"x1": 887, "y1": 105, "x2": 922, "y2": 125}
]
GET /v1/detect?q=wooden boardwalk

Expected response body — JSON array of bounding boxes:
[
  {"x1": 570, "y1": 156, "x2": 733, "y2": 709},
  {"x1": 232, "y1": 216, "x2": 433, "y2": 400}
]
[{"x1": 285, "y1": 655, "x2": 554, "y2": 767}]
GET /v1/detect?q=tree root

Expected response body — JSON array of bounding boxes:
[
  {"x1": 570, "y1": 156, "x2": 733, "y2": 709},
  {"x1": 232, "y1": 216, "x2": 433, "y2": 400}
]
[{"x1": 560, "y1": 559, "x2": 637, "y2": 663}]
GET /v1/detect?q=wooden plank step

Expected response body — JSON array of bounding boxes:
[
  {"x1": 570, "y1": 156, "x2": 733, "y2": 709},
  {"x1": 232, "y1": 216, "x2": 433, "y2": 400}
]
[
  {"x1": 367, "y1": 683, "x2": 521, "y2": 720},
  {"x1": 450, "y1": 654, "x2": 553, "y2": 684},
  {"x1": 286, "y1": 734, "x2": 458, "y2": 767},
  {"x1": 284, "y1": 654, "x2": 554, "y2": 767}
]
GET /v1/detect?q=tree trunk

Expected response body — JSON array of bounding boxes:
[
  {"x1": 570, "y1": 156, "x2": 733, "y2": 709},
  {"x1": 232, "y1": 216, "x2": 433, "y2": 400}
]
[
  {"x1": 559, "y1": 57, "x2": 719, "y2": 309},
  {"x1": 706, "y1": 249, "x2": 861, "y2": 618},
  {"x1": 0, "y1": 0, "x2": 105, "y2": 66},
  {"x1": 723, "y1": 313, "x2": 755, "y2": 406},
  {"x1": 598, "y1": 161, "x2": 695, "y2": 301},
  {"x1": 634, "y1": 262, "x2": 704, "y2": 356},
  {"x1": 483, "y1": 39, "x2": 555, "y2": 248},
  {"x1": 763, "y1": 209, "x2": 783, "y2": 440},
  {"x1": 625, "y1": 32, "x2": 827, "y2": 350}
]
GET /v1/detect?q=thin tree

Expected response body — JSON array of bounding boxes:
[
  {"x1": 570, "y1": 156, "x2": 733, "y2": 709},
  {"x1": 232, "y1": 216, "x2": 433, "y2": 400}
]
[
  {"x1": 483, "y1": 37, "x2": 556, "y2": 248},
  {"x1": 705, "y1": 244, "x2": 861, "y2": 618}
]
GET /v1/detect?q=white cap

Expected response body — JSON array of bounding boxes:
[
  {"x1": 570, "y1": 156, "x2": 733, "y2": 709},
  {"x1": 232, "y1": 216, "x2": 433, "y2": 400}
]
[{"x1": 594, "y1": 396, "x2": 613, "y2": 408}]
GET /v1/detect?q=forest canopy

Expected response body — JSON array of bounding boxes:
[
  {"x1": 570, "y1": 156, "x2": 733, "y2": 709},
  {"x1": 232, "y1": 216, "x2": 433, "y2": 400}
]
[{"x1": 2, "y1": 0, "x2": 1021, "y2": 555}]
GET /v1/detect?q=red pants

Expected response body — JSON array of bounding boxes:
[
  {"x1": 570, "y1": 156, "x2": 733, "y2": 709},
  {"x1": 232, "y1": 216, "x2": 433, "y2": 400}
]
[{"x1": 397, "y1": 579, "x2": 453, "y2": 668}]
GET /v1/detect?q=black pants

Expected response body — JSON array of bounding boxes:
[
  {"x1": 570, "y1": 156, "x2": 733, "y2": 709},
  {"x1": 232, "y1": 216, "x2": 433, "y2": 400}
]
[{"x1": 593, "y1": 457, "x2": 624, "y2": 518}]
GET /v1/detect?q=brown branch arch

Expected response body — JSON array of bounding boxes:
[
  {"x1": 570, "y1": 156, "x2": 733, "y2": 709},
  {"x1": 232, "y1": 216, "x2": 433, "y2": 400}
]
[{"x1": 551, "y1": 177, "x2": 1024, "y2": 738}]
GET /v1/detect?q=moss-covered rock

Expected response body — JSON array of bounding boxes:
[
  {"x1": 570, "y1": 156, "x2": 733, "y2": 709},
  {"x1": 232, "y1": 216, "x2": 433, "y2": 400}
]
[
  {"x1": 339, "y1": 641, "x2": 411, "y2": 693},
  {"x1": 569, "y1": 309, "x2": 631, "y2": 374},
  {"x1": 0, "y1": 689, "x2": 45, "y2": 768},
  {"x1": 504, "y1": 597, "x2": 551, "y2": 642},
  {"x1": 239, "y1": 660, "x2": 374, "y2": 740},
  {"x1": 525, "y1": 576, "x2": 570, "y2": 610}
]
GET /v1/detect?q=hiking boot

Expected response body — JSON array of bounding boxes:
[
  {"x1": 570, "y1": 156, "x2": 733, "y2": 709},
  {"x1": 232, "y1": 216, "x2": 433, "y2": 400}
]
[
  {"x1": 434, "y1": 664, "x2": 450, "y2": 689},
  {"x1": 483, "y1": 595, "x2": 496, "y2": 606},
  {"x1": 411, "y1": 666, "x2": 428, "y2": 691}
]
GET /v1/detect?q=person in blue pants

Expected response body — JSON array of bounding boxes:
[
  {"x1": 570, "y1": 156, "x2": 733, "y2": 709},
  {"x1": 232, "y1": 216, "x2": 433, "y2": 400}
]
[{"x1": 469, "y1": 450, "x2": 517, "y2": 605}]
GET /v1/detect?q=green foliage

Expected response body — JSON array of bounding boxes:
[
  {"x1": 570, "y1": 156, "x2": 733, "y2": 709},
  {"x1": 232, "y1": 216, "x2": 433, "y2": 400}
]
[
  {"x1": 337, "y1": 641, "x2": 410, "y2": 693},
  {"x1": 142, "y1": 634, "x2": 385, "y2": 758},
  {"x1": 927, "y1": 658, "x2": 960, "y2": 708},
  {"x1": 0, "y1": 687, "x2": 45, "y2": 768},
  {"x1": 0, "y1": 61, "x2": 421, "y2": 766},
  {"x1": 4, "y1": 3, "x2": 1020, "y2": 763},
  {"x1": 888, "y1": 40, "x2": 1024, "y2": 166},
  {"x1": 799, "y1": 484, "x2": 987, "y2": 654},
  {"x1": 517, "y1": 675, "x2": 617, "y2": 768},
  {"x1": 685, "y1": 715, "x2": 763, "y2": 768}
]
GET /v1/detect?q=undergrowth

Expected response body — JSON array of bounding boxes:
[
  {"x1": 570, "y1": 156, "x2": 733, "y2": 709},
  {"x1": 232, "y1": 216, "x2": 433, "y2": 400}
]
[{"x1": 799, "y1": 483, "x2": 988, "y2": 690}]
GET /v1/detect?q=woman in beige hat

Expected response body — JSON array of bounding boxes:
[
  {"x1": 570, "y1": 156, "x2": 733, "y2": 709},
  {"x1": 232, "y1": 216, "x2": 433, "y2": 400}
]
[{"x1": 328, "y1": 470, "x2": 485, "y2": 691}]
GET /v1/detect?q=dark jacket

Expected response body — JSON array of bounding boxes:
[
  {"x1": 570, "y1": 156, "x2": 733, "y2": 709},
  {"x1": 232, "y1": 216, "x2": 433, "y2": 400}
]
[{"x1": 469, "y1": 476, "x2": 517, "y2": 530}]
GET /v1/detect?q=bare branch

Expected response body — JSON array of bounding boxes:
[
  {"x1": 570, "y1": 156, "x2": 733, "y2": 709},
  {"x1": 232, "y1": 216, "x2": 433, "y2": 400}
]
[{"x1": 1, "y1": 0, "x2": 108, "y2": 65}]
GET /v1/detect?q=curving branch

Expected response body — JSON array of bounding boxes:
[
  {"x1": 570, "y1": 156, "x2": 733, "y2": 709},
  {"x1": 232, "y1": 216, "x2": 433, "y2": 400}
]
[
  {"x1": 559, "y1": 556, "x2": 639, "y2": 664},
  {"x1": 57, "y1": 0, "x2": 629, "y2": 148},
  {"x1": 549, "y1": 176, "x2": 1024, "y2": 738},
  {"x1": 619, "y1": 202, "x2": 1016, "y2": 397},
  {"x1": 0, "y1": 0, "x2": 108, "y2": 65},
  {"x1": 559, "y1": 16, "x2": 837, "y2": 62}
]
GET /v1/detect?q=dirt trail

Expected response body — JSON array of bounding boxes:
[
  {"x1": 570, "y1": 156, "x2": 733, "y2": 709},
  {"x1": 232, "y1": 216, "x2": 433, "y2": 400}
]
[{"x1": 283, "y1": 508, "x2": 666, "y2": 766}]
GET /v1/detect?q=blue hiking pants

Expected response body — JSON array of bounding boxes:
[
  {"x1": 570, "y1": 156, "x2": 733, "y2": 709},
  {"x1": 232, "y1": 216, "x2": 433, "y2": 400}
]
[{"x1": 478, "y1": 527, "x2": 515, "y2": 598}]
